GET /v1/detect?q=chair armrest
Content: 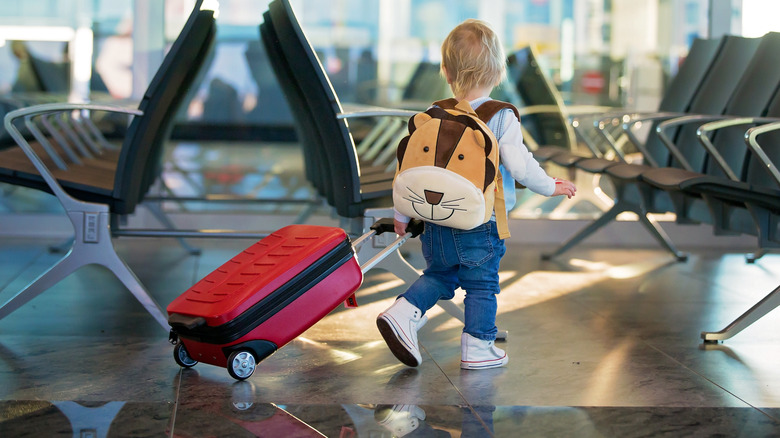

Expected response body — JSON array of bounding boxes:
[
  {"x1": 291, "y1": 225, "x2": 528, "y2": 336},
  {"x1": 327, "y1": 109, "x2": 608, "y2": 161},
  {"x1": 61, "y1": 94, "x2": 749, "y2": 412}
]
[
  {"x1": 3, "y1": 102, "x2": 143, "y2": 211},
  {"x1": 564, "y1": 104, "x2": 616, "y2": 116},
  {"x1": 583, "y1": 111, "x2": 684, "y2": 167},
  {"x1": 338, "y1": 109, "x2": 417, "y2": 119},
  {"x1": 654, "y1": 115, "x2": 732, "y2": 171},
  {"x1": 522, "y1": 104, "x2": 613, "y2": 119},
  {"x1": 695, "y1": 117, "x2": 778, "y2": 181},
  {"x1": 746, "y1": 120, "x2": 780, "y2": 187},
  {"x1": 516, "y1": 104, "x2": 566, "y2": 117},
  {"x1": 512, "y1": 104, "x2": 580, "y2": 152},
  {"x1": 619, "y1": 111, "x2": 687, "y2": 126},
  {"x1": 569, "y1": 110, "x2": 650, "y2": 163},
  {"x1": 338, "y1": 103, "x2": 417, "y2": 119}
]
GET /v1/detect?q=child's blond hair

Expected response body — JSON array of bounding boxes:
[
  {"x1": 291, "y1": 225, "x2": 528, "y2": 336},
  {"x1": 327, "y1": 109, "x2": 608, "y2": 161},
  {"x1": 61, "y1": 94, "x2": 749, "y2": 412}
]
[{"x1": 440, "y1": 19, "x2": 506, "y2": 97}]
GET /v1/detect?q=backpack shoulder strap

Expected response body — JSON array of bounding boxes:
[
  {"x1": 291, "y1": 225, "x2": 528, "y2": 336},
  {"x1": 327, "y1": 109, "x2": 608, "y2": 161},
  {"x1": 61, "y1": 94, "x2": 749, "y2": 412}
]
[
  {"x1": 433, "y1": 98, "x2": 519, "y2": 122},
  {"x1": 475, "y1": 100, "x2": 517, "y2": 240},
  {"x1": 432, "y1": 98, "x2": 459, "y2": 109},
  {"x1": 494, "y1": 171, "x2": 510, "y2": 240},
  {"x1": 474, "y1": 100, "x2": 520, "y2": 123}
]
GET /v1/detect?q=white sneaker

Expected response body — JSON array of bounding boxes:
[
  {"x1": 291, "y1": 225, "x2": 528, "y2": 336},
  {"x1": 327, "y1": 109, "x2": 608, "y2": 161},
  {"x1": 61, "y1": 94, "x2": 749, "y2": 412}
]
[
  {"x1": 375, "y1": 404, "x2": 426, "y2": 437},
  {"x1": 376, "y1": 298, "x2": 428, "y2": 367},
  {"x1": 460, "y1": 332, "x2": 508, "y2": 370}
]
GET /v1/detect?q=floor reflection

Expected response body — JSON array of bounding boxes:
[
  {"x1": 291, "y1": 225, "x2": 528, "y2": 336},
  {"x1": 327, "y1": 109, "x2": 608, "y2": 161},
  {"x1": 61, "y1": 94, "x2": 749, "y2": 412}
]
[
  {"x1": 4, "y1": 399, "x2": 780, "y2": 437},
  {"x1": 0, "y1": 400, "x2": 172, "y2": 437}
]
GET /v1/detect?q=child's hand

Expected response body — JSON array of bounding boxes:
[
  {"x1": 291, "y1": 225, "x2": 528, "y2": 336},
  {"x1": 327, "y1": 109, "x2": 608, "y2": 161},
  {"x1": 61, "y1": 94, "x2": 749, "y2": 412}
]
[
  {"x1": 394, "y1": 218, "x2": 410, "y2": 235},
  {"x1": 553, "y1": 178, "x2": 577, "y2": 199}
]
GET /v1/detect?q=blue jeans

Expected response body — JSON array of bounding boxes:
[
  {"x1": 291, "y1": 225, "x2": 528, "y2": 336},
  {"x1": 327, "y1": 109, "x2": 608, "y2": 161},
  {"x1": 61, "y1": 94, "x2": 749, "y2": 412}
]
[{"x1": 400, "y1": 221, "x2": 506, "y2": 341}]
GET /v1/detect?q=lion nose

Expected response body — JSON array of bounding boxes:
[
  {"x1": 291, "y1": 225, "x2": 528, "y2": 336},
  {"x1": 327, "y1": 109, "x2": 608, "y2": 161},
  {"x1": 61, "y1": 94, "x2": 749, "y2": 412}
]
[{"x1": 424, "y1": 190, "x2": 444, "y2": 205}]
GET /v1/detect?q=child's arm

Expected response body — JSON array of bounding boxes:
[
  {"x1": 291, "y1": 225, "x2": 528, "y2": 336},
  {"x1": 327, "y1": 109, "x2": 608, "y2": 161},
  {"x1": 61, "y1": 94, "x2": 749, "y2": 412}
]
[{"x1": 497, "y1": 113, "x2": 576, "y2": 197}]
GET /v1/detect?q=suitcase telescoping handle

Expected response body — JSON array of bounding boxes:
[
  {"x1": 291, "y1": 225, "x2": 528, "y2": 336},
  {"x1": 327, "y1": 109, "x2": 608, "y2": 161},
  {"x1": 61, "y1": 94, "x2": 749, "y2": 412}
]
[
  {"x1": 368, "y1": 218, "x2": 424, "y2": 238},
  {"x1": 355, "y1": 218, "x2": 424, "y2": 275}
]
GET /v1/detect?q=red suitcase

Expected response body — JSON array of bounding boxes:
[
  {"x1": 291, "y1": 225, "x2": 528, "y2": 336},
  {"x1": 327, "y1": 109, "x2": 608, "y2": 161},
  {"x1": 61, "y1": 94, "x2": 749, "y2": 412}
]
[{"x1": 167, "y1": 219, "x2": 420, "y2": 380}]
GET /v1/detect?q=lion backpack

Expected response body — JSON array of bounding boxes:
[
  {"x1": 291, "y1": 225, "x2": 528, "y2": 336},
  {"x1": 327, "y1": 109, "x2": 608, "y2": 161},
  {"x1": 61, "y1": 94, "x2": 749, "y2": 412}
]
[{"x1": 393, "y1": 98, "x2": 520, "y2": 239}]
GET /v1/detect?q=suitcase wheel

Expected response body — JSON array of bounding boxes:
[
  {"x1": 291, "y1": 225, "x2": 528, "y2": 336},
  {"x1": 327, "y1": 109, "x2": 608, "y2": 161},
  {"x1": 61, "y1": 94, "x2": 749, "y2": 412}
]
[
  {"x1": 173, "y1": 343, "x2": 198, "y2": 368},
  {"x1": 227, "y1": 349, "x2": 257, "y2": 380}
]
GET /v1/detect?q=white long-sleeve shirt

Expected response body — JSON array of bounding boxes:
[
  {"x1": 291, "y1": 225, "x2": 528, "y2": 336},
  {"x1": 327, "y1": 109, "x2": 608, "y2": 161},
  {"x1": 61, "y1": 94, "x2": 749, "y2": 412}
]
[
  {"x1": 475, "y1": 97, "x2": 557, "y2": 206},
  {"x1": 394, "y1": 97, "x2": 556, "y2": 223}
]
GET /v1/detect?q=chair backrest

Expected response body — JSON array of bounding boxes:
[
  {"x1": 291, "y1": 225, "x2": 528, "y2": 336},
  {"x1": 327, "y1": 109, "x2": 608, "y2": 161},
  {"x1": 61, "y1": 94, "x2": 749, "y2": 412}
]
[
  {"x1": 643, "y1": 35, "x2": 761, "y2": 169},
  {"x1": 259, "y1": 16, "x2": 324, "y2": 197},
  {"x1": 656, "y1": 37, "x2": 724, "y2": 113},
  {"x1": 28, "y1": 56, "x2": 70, "y2": 93},
  {"x1": 702, "y1": 32, "x2": 780, "y2": 180},
  {"x1": 633, "y1": 36, "x2": 724, "y2": 168},
  {"x1": 504, "y1": 46, "x2": 575, "y2": 150},
  {"x1": 113, "y1": 2, "x2": 216, "y2": 214},
  {"x1": 244, "y1": 39, "x2": 294, "y2": 125},
  {"x1": 401, "y1": 62, "x2": 450, "y2": 102},
  {"x1": 268, "y1": 0, "x2": 370, "y2": 218}
]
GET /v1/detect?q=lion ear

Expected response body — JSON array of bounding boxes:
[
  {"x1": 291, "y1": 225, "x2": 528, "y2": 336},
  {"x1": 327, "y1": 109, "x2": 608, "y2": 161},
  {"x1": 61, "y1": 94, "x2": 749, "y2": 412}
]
[
  {"x1": 397, "y1": 136, "x2": 409, "y2": 167},
  {"x1": 472, "y1": 128, "x2": 488, "y2": 149},
  {"x1": 409, "y1": 112, "x2": 432, "y2": 133}
]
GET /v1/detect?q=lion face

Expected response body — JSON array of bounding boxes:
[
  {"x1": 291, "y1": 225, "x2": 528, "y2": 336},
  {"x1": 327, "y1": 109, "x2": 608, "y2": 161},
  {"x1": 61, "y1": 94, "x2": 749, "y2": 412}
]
[{"x1": 393, "y1": 107, "x2": 498, "y2": 228}]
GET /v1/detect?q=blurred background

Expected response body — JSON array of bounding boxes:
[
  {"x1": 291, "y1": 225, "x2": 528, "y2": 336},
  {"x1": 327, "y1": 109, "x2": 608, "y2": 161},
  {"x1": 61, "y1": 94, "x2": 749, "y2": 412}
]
[{"x1": 1, "y1": 0, "x2": 778, "y2": 220}]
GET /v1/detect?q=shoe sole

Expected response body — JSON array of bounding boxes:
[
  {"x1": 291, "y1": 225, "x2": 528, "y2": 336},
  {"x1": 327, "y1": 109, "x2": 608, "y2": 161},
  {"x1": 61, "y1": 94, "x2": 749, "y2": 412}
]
[
  {"x1": 376, "y1": 316, "x2": 421, "y2": 367},
  {"x1": 460, "y1": 356, "x2": 508, "y2": 370}
]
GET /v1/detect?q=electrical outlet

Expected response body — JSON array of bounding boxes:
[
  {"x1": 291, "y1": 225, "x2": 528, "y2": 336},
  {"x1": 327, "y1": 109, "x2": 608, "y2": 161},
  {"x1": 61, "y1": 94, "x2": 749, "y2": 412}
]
[{"x1": 84, "y1": 213, "x2": 99, "y2": 243}]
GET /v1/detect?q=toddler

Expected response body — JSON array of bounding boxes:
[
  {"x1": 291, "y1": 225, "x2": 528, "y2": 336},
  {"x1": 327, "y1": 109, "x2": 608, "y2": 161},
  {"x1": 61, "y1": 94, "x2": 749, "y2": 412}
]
[{"x1": 377, "y1": 19, "x2": 576, "y2": 370}]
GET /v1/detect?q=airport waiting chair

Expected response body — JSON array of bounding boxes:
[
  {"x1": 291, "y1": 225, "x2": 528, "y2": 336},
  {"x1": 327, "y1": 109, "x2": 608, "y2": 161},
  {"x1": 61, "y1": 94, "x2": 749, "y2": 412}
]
[
  {"x1": 400, "y1": 61, "x2": 451, "y2": 108},
  {"x1": 557, "y1": 36, "x2": 725, "y2": 171},
  {"x1": 266, "y1": 0, "x2": 401, "y2": 220},
  {"x1": 524, "y1": 37, "x2": 724, "y2": 220},
  {"x1": 642, "y1": 90, "x2": 780, "y2": 258},
  {"x1": 542, "y1": 34, "x2": 765, "y2": 260},
  {"x1": 697, "y1": 117, "x2": 780, "y2": 341},
  {"x1": 261, "y1": 13, "x2": 393, "y2": 213},
  {"x1": 599, "y1": 33, "x2": 780, "y2": 252},
  {"x1": 638, "y1": 32, "x2": 780, "y2": 235},
  {"x1": 653, "y1": 96, "x2": 780, "y2": 342},
  {"x1": 503, "y1": 46, "x2": 577, "y2": 156},
  {"x1": 0, "y1": 3, "x2": 217, "y2": 330}
]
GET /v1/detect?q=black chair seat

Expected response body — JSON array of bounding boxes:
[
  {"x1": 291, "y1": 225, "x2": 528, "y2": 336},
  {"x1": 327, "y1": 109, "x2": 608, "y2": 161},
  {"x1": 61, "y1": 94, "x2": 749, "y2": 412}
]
[
  {"x1": 639, "y1": 167, "x2": 706, "y2": 191},
  {"x1": 575, "y1": 157, "x2": 622, "y2": 173},
  {"x1": 604, "y1": 162, "x2": 652, "y2": 181},
  {"x1": 684, "y1": 179, "x2": 780, "y2": 210},
  {"x1": 531, "y1": 145, "x2": 568, "y2": 162},
  {"x1": 549, "y1": 150, "x2": 590, "y2": 167}
]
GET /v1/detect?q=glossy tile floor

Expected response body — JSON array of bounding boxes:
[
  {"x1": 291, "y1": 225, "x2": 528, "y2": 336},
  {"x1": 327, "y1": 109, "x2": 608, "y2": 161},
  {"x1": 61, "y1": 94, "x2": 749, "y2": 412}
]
[{"x1": 2, "y1": 142, "x2": 780, "y2": 437}]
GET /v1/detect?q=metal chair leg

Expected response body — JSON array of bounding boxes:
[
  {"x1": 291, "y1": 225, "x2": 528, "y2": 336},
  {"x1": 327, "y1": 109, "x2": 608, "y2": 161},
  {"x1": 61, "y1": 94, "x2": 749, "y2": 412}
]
[
  {"x1": 701, "y1": 284, "x2": 780, "y2": 342},
  {"x1": 542, "y1": 201, "x2": 624, "y2": 260},
  {"x1": 638, "y1": 212, "x2": 688, "y2": 261},
  {"x1": 0, "y1": 249, "x2": 81, "y2": 321},
  {"x1": 0, "y1": 210, "x2": 169, "y2": 331}
]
